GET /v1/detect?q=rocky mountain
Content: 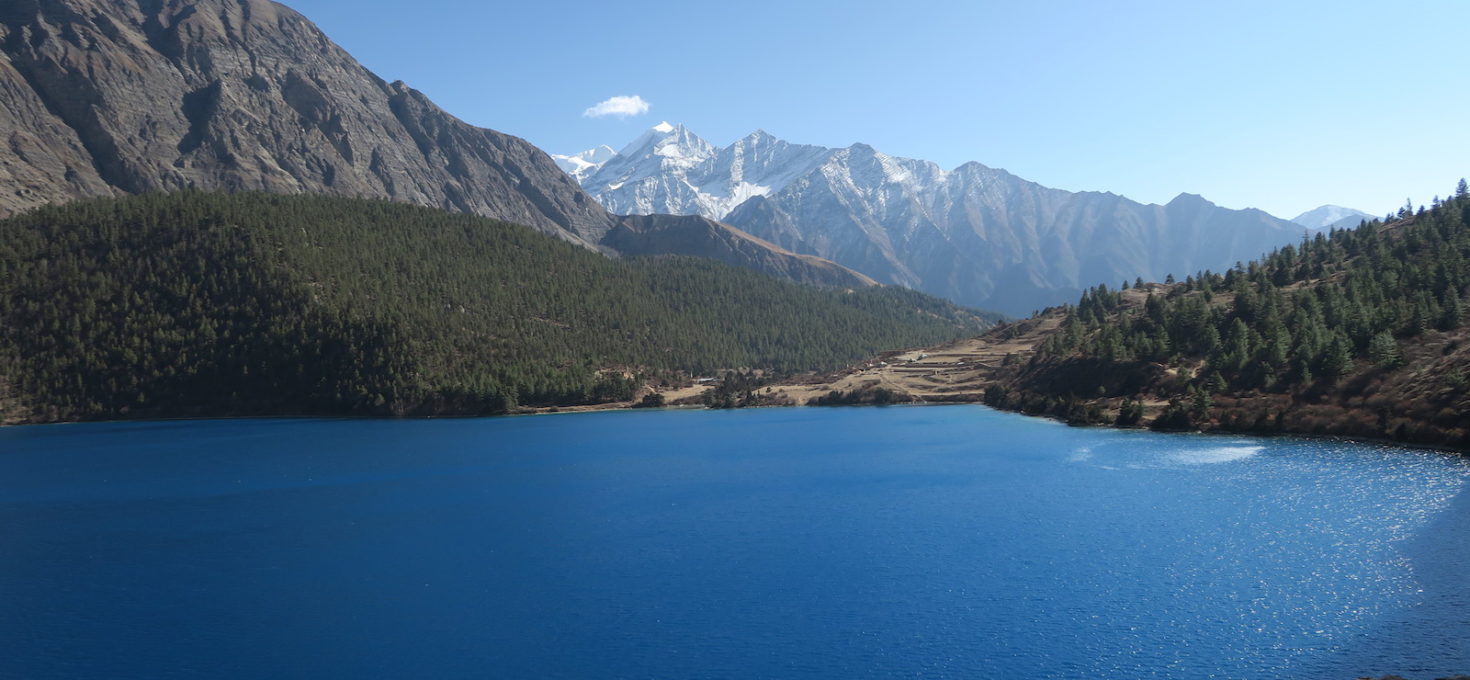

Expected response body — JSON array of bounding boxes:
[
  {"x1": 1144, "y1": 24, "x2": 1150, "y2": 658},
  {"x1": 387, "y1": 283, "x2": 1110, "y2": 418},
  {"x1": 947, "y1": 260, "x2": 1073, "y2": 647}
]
[
  {"x1": 0, "y1": 0, "x2": 621, "y2": 243},
  {"x1": 565, "y1": 125, "x2": 1311, "y2": 316},
  {"x1": 0, "y1": 0, "x2": 877, "y2": 289},
  {"x1": 1291, "y1": 205, "x2": 1375, "y2": 232}
]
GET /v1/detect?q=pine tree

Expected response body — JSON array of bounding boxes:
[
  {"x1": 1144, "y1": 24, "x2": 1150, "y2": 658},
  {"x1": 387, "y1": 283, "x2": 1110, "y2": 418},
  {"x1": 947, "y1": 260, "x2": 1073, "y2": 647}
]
[
  {"x1": 1189, "y1": 387, "x2": 1213, "y2": 422},
  {"x1": 1440, "y1": 292, "x2": 1461, "y2": 331},
  {"x1": 1367, "y1": 332, "x2": 1402, "y2": 369},
  {"x1": 1115, "y1": 398, "x2": 1144, "y2": 427},
  {"x1": 1319, "y1": 336, "x2": 1353, "y2": 381}
]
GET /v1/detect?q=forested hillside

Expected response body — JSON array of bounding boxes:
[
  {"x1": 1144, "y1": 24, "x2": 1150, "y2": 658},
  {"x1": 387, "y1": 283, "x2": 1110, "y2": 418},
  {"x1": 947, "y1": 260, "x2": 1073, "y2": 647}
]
[
  {"x1": 0, "y1": 192, "x2": 993, "y2": 424},
  {"x1": 988, "y1": 181, "x2": 1470, "y2": 448}
]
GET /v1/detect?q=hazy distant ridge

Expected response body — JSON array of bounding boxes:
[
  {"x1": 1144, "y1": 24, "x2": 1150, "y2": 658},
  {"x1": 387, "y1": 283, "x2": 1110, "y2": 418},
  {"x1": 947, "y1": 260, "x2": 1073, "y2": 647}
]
[{"x1": 1291, "y1": 205, "x2": 1376, "y2": 232}]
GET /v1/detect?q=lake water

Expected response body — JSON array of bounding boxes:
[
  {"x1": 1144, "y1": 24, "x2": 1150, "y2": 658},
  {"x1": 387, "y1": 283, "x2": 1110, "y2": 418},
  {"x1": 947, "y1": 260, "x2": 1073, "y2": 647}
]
[{"x1": 1, "y1": 406, "x2": 1468, "y2": 679}]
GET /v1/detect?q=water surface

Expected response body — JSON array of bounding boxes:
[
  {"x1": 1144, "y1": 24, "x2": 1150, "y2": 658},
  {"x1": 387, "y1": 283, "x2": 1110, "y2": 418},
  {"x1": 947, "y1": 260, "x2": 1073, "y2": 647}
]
[{"x1": 1, "y1": 406, "x2": 1467, "y2": 679}]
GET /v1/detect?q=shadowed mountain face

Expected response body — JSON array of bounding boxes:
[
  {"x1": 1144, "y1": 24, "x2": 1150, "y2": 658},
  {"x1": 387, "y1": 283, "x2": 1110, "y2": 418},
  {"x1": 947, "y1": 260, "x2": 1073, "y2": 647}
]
[
  {"x1": 0, "y1": 0, "x2": 615, "y2": 242},
  {"x1": 568, "y1": 125, "x2": 1312, "y2": 316}
]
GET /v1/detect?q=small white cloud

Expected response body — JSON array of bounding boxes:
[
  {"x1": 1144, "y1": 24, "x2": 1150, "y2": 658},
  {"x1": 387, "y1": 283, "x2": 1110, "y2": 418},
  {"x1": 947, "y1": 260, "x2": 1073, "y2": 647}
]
[{"x1": 583, "y1": 95, "x2": 651, "y2": 118}]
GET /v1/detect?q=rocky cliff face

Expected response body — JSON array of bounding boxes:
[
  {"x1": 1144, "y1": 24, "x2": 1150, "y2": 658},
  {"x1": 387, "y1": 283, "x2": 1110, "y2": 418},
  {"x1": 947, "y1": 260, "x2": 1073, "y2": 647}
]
[{"x1": 0, "y1": 0, "x2": 616, "y2": 242}]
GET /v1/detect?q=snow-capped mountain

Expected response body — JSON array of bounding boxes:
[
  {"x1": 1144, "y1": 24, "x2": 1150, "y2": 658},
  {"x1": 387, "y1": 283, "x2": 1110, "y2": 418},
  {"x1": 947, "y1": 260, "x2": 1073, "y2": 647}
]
[
  {"x1": 1291, "y1": 205, "x2": 1374, "y2": 232},
  {"x1": 564, "y1": 124, "x2": 832, "y2": 219},
  {"x1": 577, "y1": 122, "x2": 717, "y2": 215},
  {"x1": 551, "y1": 145, "x2": 617, "y2": 183},
  {"x1": 559, "y1": 124, "x2": 1310, "y2": 315}
]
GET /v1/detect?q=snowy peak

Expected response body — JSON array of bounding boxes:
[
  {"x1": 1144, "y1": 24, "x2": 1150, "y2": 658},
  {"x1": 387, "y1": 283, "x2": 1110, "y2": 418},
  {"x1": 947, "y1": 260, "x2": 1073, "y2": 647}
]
[
  {"x1": 653, "y1": 125, "x2": 715, "y2": 165},
  {"x1": 573, "y1": 122, "x2": 720, "y2": 217},
  {"x1": 581, "y1": 124, "x2": 835, "y2": 219},
  {"x1": 609, "y1": 122, "x2": 714, "y2": 168},
  {"x1": 714, "y1": 130, "x2": 833, "y2": 192},
  {"x1": 830, "y1": 142, "x2": 946, "y2": 191},
  {"x1": 551, "y1": 144, "x2": 617, "y2": 182},
  {"x1": 737, "y1": 129, "x2": 777, "y2": 145},
  {"x1": 1291, "y1": 204, "x2": 1373, "y2": 231},
  {"x1": 580, "y1": 145, "x2": 618, "y2": 163},
  {"x1": 580, "y1": 145, "x2": 618, "y2": 165}
]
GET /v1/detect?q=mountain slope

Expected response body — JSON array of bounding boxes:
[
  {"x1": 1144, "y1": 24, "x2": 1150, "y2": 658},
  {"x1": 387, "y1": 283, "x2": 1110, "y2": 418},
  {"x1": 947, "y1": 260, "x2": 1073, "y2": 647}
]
[
  {"x1": 0, "y1": 192, "x2": 993, "y2": 424},
  {"x1": 565, "y1": 124, "x2": 1310, "y2": 315},
  {"x1": 602, "y1": 214, "x2": 877, "y2": 289},
  {"x1": 0, "y1": 0, "x2": 616, "y2": 241}
]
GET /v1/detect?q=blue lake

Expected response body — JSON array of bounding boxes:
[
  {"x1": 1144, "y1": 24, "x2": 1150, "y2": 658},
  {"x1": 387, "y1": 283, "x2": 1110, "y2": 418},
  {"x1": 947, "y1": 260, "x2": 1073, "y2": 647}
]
[{"x1": 1, "y1": 406, "x2": 1468, "y2": 679}]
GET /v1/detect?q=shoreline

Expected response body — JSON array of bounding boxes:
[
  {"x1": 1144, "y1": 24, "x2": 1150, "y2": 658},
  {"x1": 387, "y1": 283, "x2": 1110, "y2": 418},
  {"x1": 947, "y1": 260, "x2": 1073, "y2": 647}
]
[
  {"x1": 5, "y1": 397, "x2": 1466, "y2": 457},
  {"x1": 532, "y1": 396, "x2": 1470, "y2": 456}
]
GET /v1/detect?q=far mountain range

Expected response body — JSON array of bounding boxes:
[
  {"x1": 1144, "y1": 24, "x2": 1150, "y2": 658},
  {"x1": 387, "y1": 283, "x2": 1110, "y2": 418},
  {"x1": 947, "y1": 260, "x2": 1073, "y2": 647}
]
[{"x1": 558, "y1": 124, "x2": 1372, "y2": 315}]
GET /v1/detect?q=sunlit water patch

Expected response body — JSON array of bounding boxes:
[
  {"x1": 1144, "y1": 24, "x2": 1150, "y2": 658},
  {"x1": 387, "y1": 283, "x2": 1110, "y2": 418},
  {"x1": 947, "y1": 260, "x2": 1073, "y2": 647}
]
[
  {"x1": 1, "y1": 406, "x2": 1466, "y2": 679},
  {"x1": 1168, "y1": 443, "x2": 1264, "y2": 464}
]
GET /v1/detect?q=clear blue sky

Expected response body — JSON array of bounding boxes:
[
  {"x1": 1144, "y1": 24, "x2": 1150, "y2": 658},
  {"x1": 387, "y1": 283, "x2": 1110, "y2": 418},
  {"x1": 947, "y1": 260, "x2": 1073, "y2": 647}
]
[{"x1": 284, "y1": 0, "x2": 1468, "y2": 219}]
